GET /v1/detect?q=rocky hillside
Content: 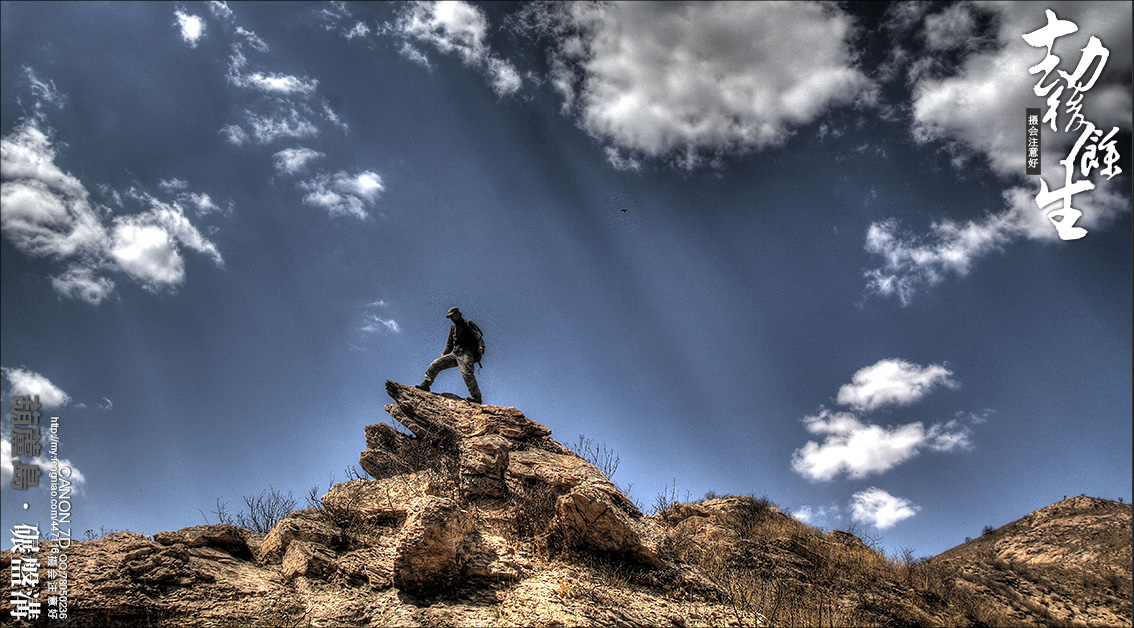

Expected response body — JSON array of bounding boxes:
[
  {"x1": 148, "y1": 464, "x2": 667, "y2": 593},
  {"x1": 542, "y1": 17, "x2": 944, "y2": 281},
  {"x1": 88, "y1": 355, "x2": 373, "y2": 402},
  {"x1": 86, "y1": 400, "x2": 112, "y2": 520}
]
[
  {"x1": 930, "y1": 495, "x2": 1132, "y2": 627},
  {"x1": 3, "y1": 382, "x2": 1130, "y2": 627}
]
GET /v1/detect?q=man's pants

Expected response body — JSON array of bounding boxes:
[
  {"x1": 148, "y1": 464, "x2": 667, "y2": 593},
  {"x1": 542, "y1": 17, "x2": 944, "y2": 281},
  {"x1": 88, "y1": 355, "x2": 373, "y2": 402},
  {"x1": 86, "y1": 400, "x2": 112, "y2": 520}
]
[{"x1": 423, "y1": 351, "x2": 481, "y2": 401}]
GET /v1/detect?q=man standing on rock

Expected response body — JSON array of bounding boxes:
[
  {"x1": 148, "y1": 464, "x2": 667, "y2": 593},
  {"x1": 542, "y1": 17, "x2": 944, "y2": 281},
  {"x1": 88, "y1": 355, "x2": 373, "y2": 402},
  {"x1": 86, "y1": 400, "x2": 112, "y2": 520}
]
[{"x1": 415, "y1": 307, "x2": 485, "y2": 404}]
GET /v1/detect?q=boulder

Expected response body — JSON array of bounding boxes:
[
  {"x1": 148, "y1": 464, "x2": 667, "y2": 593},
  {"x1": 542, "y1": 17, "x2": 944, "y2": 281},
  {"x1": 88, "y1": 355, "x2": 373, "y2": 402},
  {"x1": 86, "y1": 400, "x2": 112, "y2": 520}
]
[
  {"x1": 393, "y1": 496, "x2": 473, "y2": 594},
  {"x1": 553, "y1": 481, "x2": 666, "y2": 568}
]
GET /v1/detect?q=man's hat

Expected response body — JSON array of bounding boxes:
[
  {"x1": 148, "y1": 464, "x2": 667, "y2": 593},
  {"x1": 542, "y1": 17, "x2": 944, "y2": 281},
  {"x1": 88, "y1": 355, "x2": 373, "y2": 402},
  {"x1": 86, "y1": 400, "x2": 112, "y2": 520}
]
[{"x1": 446, "y1": 307, "x2": 461, "y2": 318}]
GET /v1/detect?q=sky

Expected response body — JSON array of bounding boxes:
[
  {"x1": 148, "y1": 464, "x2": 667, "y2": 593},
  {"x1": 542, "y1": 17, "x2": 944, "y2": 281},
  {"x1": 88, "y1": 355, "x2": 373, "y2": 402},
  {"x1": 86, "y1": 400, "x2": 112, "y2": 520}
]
[{"x1": 1, "y1": 1, "x2": 1130, "y2": 561}]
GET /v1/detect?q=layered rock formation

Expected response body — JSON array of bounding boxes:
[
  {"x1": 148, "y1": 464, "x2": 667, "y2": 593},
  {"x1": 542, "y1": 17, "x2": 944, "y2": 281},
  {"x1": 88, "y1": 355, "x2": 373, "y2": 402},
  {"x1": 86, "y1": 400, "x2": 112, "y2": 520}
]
[{"x1": 2, "y1": 384, "x2": 1129, "y2": 627}]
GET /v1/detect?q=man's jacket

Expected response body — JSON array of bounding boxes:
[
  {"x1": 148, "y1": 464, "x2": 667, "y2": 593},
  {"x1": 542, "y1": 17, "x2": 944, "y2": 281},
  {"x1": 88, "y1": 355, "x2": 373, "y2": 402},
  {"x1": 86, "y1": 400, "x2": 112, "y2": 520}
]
[{"x1": 444, "y1": 319, "x2": 483, "y2": 361}]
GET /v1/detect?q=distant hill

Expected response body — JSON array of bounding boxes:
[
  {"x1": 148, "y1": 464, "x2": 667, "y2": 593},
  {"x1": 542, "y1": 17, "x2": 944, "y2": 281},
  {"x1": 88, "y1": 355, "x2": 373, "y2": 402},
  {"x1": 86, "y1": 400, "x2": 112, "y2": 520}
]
[
  {"x1": 930, "y1": 495, "x2": 1132, "y2": 627},
  {"x1": 3, "y1": 383, "x2": 1130, "y2": 626}
]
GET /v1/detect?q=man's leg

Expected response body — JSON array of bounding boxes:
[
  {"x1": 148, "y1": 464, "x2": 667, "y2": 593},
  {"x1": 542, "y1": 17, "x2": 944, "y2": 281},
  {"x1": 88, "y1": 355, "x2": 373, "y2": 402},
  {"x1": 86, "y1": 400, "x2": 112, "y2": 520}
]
[
  {"x1": 420, "y1": 353, "x2": 458, "y2": 389},
  {"x1": 457, "y1": 353, "x2": 482, "y2": 403}
]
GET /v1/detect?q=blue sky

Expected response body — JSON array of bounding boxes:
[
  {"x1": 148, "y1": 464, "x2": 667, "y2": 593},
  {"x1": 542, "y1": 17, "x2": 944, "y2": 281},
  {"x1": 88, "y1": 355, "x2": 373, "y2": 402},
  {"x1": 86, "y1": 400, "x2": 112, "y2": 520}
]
[{"x1": 2, "y1": 1, "x2": 1130, "y2": 559}]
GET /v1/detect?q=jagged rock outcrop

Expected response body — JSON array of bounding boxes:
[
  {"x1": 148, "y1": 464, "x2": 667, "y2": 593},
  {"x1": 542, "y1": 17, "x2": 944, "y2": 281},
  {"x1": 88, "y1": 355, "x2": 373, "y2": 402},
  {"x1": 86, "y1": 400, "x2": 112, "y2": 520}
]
[
  {"x1": 354, "y1": 381, "x2": 664, "y2": 568},
  {"x1": 3, "y1": 383, "x2": 1129, "y2": 627}
]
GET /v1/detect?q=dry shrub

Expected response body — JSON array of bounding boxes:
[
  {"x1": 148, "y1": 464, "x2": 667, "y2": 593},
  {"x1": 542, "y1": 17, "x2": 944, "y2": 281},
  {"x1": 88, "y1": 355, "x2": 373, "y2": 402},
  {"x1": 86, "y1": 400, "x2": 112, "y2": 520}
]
[{"x1": 508, "y1": 481, "x2": 561, "y2": 552}]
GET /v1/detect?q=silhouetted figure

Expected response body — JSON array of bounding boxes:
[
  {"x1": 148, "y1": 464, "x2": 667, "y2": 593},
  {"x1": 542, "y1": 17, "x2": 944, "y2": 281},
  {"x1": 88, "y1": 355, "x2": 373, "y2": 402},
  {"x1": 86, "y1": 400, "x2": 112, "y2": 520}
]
[{"x1": 415, "y1": 307, "x2": 484, "y2": 404}]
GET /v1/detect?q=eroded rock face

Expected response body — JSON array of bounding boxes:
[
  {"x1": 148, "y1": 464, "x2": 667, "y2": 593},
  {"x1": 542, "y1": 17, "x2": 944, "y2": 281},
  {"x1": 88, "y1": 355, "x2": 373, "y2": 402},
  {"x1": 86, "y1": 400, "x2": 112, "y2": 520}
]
[
  {"x1": 281, "y1": 540, "x2": 337, "y2": 580},
  {"x1": 460, "y1": 434, "x2": 510, "y2": 498}
]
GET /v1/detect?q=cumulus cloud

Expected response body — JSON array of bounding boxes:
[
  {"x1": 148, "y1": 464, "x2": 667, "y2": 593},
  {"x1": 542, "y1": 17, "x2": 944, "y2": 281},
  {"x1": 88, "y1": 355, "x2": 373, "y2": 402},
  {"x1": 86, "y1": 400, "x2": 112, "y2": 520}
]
[
  {"x1": 393, "y1": 1, "x2": 524, "y2": 97},
  {"x1": 791, "y1": 360, "x2": 972, "y2": 482},
  {"x1": 1, "y1": 122, "x2": 109, "y2": 261},
  {"x1": 1, "y1": 113, "x2": 224, "y2": 303},
  {"x1": 866, "y1": 2, "x2": 1131, "y2": 304},
  {"x1": 2, "y1": 368, "x2": 71, "y2": 408},
  {"x1": 273, "y1": 147, "x2": 325, "y2": 175},
  {"x1": 175, "y1": 10, "x2": 206, "y2": 48},
  {"x1": 515, "y1": 2, "x2": 875, "y2": 169},
  {"x1": 791, "y1": 409, "x2": 971, "y2": 482},
  {"x1": 836, "y1": 359, "x2": 958, "y2": 412},
  {"x1": 850, "y1": 488, "x2": 919, "y2": 530},
  {"x1": 299, "y1": 170, "x2": 385, "y2": 219}
]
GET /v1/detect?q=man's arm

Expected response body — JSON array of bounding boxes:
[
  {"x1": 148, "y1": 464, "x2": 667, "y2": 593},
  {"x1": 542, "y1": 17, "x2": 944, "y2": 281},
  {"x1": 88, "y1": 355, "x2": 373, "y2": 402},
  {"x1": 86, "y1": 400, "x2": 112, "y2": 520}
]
[{"x1": 469, "y1": 321, "x2": 484, "y2": 355}]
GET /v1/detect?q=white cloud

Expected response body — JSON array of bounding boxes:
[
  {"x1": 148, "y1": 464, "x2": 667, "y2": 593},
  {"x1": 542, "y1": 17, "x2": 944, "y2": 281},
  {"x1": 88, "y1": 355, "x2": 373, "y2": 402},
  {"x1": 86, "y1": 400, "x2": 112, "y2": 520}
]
[
  {"x1": 2, "y1": 116, "x2": 223, "y2": 302},
  {"x1": 109, "y1": 221, "x2": 183, "y2": 288},
  {"x1": 850, "y1": 488, "x2": 919, "y2": 530},
  {"x1": 922, "y1": 3, "x2": 980, "y2": 52},
  {"x1": 208, "y1": 0, "x2": 234, "y2": 22},
  {"x1": 361, "y1": 315, "x2": 401, "y2": 334},
  {"x1": 791, "y1": 360, "x2": 972, "y2": 482},
  {"x1": 273, "y1": 147, "x2": 325, "y2": 175},
  {"x1": 232, "y1": 71, "x2": 319, "y2": 96},
  {"x1": 863, "y1": 183, "x2": 1130, "y2": 305},
  {"x1": 793, "y1": 503, "x2": 840, "y2": 526},
  {"x1": 175, "y1": 10, "x2": 206, "y2": 48},
  {"x1": 790, "y1": 411, "x2": 973, "y2": 482},
  {"x1": 236, "y1": 26, "x2": 269, "y2": 52},
  {"x1": 2, "y1": 368, "x2": 71, "y2": 408},
  {"x1": 398, "y1": 42, "x2": 432, "y2": 69},
  {"x1": 1, "y1": 122, "x2": 109, "y2": 261},
  {"x1": 394, "y1": 1, "x2": 524, "y2": 97},
  {"x1": 159, "y1": 178, "x2": 189, "y2": 192},
  {"x1": 220, "y1": 124, "x2": 249, "y2": 146},
  {"x1": 792, "y1": 410, "x2": 954, "y2": 482},
  {"x1": 24, "y1": 67, "x2": 65, "y2": 112},
  {"x1": 245, "y1": 108, "x2": 319, "y2": 144},
  {"x1": 346, "y1": 21, "x2": 370, "y2": 40},
  {"x1": 299, "y1": 170, "x2": 385, "y2": 219},
  {"x1": 108, "y1": 197, "x2": 224, "y2": 290},
  {"x1": 184, "y1": 192, "x2": 222, "y2": 215},
  {"x1": 51, "y1": 265, "x2": 116, "y2": 305},
  {"x1": 516, "y1": 2, "x2": 875, "y2": 169},
  {"x1": 836, "y1": 359, "x2": 957, "y2": 412}
]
